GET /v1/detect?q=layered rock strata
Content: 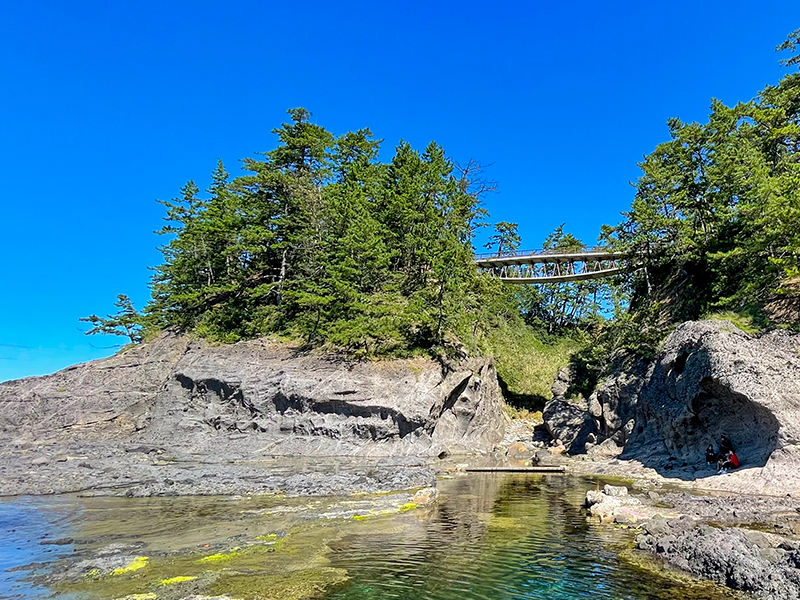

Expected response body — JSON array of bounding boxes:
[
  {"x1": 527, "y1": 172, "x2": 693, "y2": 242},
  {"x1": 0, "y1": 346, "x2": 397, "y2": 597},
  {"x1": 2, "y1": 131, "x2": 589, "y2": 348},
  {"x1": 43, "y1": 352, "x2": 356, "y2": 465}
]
[{"x1": 0, "y1": 332, "x2": 507, "y2": 495}]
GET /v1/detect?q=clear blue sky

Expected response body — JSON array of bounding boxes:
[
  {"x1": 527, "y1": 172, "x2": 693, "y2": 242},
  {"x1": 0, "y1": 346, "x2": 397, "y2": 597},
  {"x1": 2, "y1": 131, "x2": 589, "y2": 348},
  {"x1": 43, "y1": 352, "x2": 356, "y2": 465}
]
[{"x1": 2, "y1": 0, "x2": 799, "y2": 381}]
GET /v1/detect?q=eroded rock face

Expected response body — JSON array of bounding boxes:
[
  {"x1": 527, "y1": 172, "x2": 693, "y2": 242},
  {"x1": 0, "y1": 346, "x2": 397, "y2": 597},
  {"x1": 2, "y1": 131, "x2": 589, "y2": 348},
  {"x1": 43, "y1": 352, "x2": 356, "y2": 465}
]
[
  {"x1": 623, "y1": 321, "x2": 800, "y2": 492},
  {"x1": 541, "y1": 397, "x2": 593, "y2": 453},
  {"x1": 0, "y1": 332, "x2": 507, "y2": 459},
  {"x1": 636, "y1": 517, "x2": 800, "y2": 600},
  {"x1": 541, "y1": 320, "x2": 800, "y2": 493},
  {"x1": 0, "y1": 332, "x2": 191, "y2": 444},
  {"x1": 587, "y1": 354, "x2": 650, "y2": 449}
]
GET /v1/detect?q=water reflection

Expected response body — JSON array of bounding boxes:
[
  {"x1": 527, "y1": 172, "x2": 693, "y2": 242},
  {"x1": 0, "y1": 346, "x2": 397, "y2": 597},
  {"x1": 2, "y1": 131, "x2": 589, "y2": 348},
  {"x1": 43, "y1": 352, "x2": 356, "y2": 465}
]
[
  {"x1": 325, "y1": 474, "x2": 733, "y2": 600},
  {"x1": 0, "y1": 475, "x2": 736, "y2": 600}
]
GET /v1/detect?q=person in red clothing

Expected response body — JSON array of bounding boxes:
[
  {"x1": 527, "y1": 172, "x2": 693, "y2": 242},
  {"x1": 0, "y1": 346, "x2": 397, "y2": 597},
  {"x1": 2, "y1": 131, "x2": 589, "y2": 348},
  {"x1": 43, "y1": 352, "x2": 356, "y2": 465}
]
[{"x1": 717, "y1": 449, "x2": 739, "y2": 473}]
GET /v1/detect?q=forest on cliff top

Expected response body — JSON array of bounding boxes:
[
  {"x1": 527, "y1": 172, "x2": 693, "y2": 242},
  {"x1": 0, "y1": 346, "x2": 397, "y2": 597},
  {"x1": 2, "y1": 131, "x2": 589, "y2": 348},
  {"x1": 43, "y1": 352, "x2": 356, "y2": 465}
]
[{"x1": 84, "y1": 30, "x2": 800, "y2": 406}]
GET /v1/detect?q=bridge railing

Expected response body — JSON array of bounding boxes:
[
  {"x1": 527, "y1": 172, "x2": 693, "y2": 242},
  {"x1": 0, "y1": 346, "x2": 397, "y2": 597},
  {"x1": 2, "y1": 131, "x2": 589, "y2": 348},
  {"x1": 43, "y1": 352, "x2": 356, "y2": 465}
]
[{"x1": 473, "y1": 246, "x2": 616, "y2": 260}]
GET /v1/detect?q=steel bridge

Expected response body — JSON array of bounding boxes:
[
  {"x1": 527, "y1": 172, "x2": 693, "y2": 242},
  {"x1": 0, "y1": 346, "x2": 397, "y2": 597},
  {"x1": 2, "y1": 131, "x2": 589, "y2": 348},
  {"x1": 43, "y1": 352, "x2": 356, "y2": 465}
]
[{"x1": 474, "y1": 247, "x2": 628, "y2": 284}]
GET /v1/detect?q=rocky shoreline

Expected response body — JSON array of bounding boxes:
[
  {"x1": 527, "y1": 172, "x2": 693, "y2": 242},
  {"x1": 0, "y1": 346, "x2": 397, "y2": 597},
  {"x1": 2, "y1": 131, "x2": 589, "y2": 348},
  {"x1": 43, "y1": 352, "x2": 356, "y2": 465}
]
[
  {"x1": 538, "y1": 319, "x2": 800, "y2": 599},
  {"x1": 574, "y1": 471, "x2": 800, "y2": 599},
  {"x1": 0, "y1": 331, "x2": 505, "y2": 498},
  {"x1": 4, "y1": 319, "x2": 800, "y2": 599}
]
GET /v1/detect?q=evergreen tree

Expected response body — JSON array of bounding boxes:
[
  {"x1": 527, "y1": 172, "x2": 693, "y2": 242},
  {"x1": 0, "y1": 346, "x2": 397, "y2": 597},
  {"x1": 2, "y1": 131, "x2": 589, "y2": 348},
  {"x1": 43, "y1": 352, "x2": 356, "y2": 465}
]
[
  {"x1": 485, "y1": 222, "x2": 521, "y2": 255},
  {"x1": 81, "y1": 295, "x2": 145, "y2": 344}
]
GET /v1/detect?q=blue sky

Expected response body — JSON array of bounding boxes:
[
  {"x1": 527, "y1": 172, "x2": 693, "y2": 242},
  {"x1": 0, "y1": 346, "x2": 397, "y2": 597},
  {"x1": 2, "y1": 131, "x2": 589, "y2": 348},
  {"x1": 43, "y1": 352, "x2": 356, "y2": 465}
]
[{"x1": 2, "y1": 0, "x2": 799, "y2": 381}]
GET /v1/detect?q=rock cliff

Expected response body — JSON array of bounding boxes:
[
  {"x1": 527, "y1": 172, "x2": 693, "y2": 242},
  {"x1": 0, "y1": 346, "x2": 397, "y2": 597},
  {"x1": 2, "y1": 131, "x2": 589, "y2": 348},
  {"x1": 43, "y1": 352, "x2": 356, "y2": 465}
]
[
  {"x1": 0, "y1": 331, "x2": 507, "y2": 459},
  {"x1": 543, "y1": 320, "x2": 800, "y2": 494}
]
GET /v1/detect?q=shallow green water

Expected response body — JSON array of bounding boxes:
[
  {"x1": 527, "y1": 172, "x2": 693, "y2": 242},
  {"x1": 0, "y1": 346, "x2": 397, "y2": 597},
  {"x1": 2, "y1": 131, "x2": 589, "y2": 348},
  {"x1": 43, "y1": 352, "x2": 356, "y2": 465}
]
[
  {"x1": 325, "y1": 475, "x2": 736, "y2": 600},
  {"x1": 1, "y1": 474, "x2": 737, "y2": 600}
]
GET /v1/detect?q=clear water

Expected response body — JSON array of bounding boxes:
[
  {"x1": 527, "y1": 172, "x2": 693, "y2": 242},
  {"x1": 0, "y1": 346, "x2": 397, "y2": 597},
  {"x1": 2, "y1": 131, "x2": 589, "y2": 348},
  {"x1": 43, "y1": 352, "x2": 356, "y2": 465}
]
[
  {"x1": 0, "y1": 474, "x2": 734, "y2": 600},
  {"x1": 0, "y1": 496, "x2": 79, "y2": 599},
  {"x1": 325, "y1": 474, "x2": 733, "y2": 600}
]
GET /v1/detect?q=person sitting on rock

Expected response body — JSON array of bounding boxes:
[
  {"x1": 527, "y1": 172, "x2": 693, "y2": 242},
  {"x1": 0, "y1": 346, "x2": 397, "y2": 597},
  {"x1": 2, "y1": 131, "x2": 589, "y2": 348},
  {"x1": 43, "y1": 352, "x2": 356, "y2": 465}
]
[
  {"x1": 717, "y1": 449, "x2": 739, "y2": 474},
  {"x1": 705, "y1": 444, "x2": 719, "y2": 465},
  {"x1": 719, "y1": 434, "x2": 734, "y2": 455}
]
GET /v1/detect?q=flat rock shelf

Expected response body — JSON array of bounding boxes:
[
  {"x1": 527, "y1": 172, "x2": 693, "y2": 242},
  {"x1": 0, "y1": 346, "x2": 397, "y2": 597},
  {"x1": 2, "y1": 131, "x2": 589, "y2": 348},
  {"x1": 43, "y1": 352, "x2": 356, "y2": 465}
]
[{"x1": 464, "y1": 466, "x2": 566, "y2": 472}]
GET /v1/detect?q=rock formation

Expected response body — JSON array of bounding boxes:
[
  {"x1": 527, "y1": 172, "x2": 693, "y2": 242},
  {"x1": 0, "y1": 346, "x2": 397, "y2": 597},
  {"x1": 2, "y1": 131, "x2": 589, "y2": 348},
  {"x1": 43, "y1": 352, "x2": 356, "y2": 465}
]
[
  {"x1": 0, "y1": 331, "x2": 507, "y2": 459},
  {"x1": 541, "y1": 370, "x2": 593, "y2": 454},
  {"x1": 544, "y1": 320, "x2": 800, "y2": 494},
  {"x1": 636, "y1": 516, "x2": 800, "y2": 600}
]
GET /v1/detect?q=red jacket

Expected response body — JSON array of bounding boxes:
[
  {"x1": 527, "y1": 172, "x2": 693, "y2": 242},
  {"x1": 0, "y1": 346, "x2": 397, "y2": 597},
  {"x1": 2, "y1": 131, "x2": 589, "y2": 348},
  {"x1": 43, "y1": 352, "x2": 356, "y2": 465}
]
[{"x1": 729, "y1": 452, "x2": 739, "y2": 467}]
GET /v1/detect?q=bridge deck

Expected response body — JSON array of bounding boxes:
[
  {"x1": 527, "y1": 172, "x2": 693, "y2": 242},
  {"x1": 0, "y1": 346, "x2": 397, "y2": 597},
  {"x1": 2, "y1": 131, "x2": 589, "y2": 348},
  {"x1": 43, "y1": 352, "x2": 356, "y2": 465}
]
[
  {"x1": 474, "y1": 248, "x2": 630, "y2": 284},
  {"x1": 498, "y1": 267, "x2": 625, "y2": 284},
  {"x1": 474, "y1": 250, "x2": 626, "y2": 267}
]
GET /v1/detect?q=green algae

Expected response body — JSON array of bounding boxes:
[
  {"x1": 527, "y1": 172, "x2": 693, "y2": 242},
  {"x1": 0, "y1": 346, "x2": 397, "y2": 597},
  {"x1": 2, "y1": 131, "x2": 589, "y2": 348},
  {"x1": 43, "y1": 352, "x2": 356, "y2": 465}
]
[
  {"x1": 159, "y1": 575, "x2": 198, "y2": 585},
  {"x1": 196, "y1": 548, "x2": 242, "y2": 563},
  {"x1": 487, "y1": 516, "x2": 526, "y2": 530},
  {"x1": 112, "y1": 556, "x2": 149, "y2": 575},
  {"x1": 207, "y1": 567, "x2": 349, "y2": 600},
  {"x1": 50, "y1": 510, "x2": 419, "y2": 600},
  {"x1": 617, "y1": 547, "x2": 748, "y2": 599}
]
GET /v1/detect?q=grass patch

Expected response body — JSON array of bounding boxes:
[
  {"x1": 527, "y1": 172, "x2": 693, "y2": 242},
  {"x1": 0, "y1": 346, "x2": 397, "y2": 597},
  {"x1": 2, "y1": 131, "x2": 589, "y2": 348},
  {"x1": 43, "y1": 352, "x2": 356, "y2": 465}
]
[
  {"x1": 481, "y1": 321, "x2": 587, "y2": 411},
  {"x1": 703, "y1": 311, "x2": 760, "y2": 334}
]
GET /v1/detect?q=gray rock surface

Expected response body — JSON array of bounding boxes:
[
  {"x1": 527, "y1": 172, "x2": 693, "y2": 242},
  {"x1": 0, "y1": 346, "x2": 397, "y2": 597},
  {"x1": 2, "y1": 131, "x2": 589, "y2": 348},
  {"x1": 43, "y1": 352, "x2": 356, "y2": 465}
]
[
  {"x1": 0, "y1": 333, "x2": 190, "y2": 444},
  {"x1": 0, "y1": 332, "x2": 506, "y2": 496},
  {"x1": 541, "y1": 397, "x2": 594, "y2": 453},
  {"x1": 542, "y1": 353, "x2": 649, "y2": 457},
  {"x1": 624, "y1": 321, "x2": 800, "y2": 493},
  {"x1": 544, "y1": 320, "x2": 800, "y2": 494},
  {"x1": 587, "y1": 353, "x2": 650, "y2": 449},
  {"x1": 636, "y1": 516, "x2": 800, "y2": 600}
]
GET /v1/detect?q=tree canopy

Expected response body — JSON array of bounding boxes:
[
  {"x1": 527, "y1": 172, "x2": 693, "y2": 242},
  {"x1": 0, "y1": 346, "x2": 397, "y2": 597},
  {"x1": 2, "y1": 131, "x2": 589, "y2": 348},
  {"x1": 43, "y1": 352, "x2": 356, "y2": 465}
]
[
  {"x1": 95, "y1": 109, "x2": 511, "y2": 356},
  {"x1": 603, "y1": 31, "x2": 800, "y2": 329}
]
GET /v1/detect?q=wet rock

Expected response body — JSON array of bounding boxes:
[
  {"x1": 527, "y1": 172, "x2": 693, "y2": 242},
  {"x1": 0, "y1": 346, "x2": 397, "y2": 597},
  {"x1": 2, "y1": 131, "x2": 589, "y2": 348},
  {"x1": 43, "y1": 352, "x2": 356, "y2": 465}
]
[
  {"x1": 40, "y1": 538, "x2": 73, "y2": 545},
  {"x1": 411, "y1": 487, "x2": 439, "y2": 505},
  {"x1": 636, "y1": 517, "x2": 800, "y2": 600}
]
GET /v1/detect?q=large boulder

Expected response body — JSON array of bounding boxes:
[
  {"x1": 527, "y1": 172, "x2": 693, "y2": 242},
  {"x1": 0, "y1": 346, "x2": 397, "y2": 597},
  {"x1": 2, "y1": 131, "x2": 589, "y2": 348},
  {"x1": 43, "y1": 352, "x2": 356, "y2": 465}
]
[
  {"x1": 542, "y1": 397, "x2": 594, "y2": 453},
  {"x1": 542, "y1": 358, "x2": 648, "y2": 455},
  {"x1": 585, "y1": 353, "x2": 651, "y2": 451},
  {"x1": 623, "y1": 320, "x2": 800, "y2": 493},
  {"x1": 0, "y1": 332, "x2": 507, "y2": 458}
]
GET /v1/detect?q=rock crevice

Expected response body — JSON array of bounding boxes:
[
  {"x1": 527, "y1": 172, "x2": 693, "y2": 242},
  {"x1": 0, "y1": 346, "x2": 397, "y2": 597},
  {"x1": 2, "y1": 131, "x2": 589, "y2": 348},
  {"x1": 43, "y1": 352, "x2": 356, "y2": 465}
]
[{"x1": 0, "y1": 332, "x2": 507, "y2": 460}]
